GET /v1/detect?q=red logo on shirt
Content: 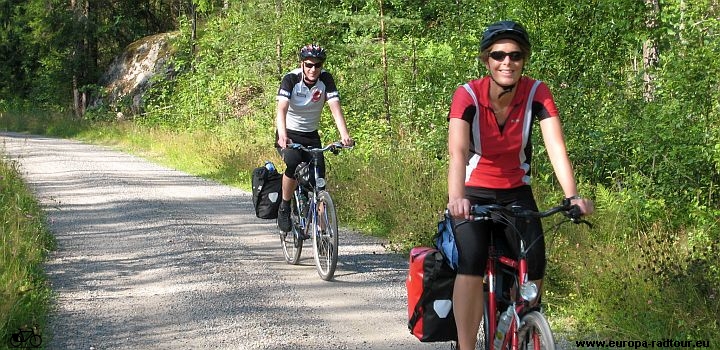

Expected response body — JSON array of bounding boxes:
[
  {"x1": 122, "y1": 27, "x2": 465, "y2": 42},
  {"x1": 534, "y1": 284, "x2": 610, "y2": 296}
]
[{"x1": 311, "y1": 90, "x2": 322, "y2": 102}]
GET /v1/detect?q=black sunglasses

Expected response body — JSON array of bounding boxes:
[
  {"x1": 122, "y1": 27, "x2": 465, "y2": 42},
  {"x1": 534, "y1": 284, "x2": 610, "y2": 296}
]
[
  {"x1": 304, "y1": 62, "x2": 323, "y2": 69},
  {"x1": 489, "y1": 51, "x2": 524, "y2": 62}
]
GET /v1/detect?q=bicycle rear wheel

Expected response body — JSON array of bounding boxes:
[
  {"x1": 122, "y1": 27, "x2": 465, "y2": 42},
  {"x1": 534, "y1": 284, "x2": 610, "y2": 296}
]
[
  {"x1": 312, "y1": 190, "x2": 338, "y2": 281},
  {"x1": 517, "y1": 311, "x2": 555, "y2": 350},
  {"x1": 280, "y1": 194, "x2": 303, "y2": 264}
]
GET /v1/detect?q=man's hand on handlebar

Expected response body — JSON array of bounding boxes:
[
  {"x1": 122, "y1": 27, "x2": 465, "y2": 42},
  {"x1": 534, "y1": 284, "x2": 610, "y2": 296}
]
[
  {"x1": 278, "y1": 135, "x2": 293, "y2": 149},
  {"x1": 340, "y1": 137, "x2": 355, "y2": 148}
]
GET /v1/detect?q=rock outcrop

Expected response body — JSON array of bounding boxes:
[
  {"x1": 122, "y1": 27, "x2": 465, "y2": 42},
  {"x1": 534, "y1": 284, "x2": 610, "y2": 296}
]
[{"x1": 93, "y1": 32, "x2": 178, "y2": 118}]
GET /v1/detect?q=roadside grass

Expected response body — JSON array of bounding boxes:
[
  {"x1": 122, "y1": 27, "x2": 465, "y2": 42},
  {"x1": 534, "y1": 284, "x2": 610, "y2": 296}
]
[
  {"x1": 0, "y1": 156, "x2": 55, "y2": 347},
  {"x1": 1, "y1": 111, "x2": 718, "y2": 347},
  {"x1": 543, "y1": 188, "x2": 720, "y2": 345}
]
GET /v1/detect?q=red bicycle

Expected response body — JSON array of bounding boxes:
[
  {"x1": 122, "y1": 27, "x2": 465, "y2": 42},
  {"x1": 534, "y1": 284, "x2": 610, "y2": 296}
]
[{"x1": 460, "y1": 199, "x2": 590, "y2": 350}]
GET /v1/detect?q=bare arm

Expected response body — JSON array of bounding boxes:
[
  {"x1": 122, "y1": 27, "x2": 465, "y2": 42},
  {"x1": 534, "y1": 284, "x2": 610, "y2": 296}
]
[
  {"x1": 447, "y1": 118, "x2": 472, "y2": 219},
  {"x1": 327, "y1": 99, "x2": 353, "y2": 146},
  {"x1": 539, "y1": 117, "x2": 594, "y2": 215},
  {"x1": 276, "y1": 99, "x2": 290, "y2": 148}
]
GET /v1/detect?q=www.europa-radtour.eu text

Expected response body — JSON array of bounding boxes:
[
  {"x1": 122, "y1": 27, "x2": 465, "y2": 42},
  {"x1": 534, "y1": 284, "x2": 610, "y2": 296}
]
[{"x1": 575, "y1": 339, "x2": 710, "y2": 349}]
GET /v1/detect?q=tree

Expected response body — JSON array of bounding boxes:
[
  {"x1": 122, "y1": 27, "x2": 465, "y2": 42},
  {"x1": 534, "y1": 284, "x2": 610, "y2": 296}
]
[
  {"x1": 379, "y1": 0, "x2": 390, "y2": 122},
  {"x1": 643, "y1": 0, "x2": 660, "y2": 101}
]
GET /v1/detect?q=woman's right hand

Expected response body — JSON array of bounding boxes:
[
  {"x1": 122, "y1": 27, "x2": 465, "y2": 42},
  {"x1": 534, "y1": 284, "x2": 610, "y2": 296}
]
[{"x1": 447, "y1": 197, "x2": 471, "y2": 220}]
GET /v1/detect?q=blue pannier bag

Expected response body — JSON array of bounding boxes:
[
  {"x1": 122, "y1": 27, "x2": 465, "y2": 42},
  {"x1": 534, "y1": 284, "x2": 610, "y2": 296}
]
[{"x1": 434, "y1": 212, "x2": 458, "y2": 270}]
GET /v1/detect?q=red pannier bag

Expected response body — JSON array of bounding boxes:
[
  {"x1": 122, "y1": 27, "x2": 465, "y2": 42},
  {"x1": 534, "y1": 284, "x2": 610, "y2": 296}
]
[{"x1": 407, "y1": 246, "x2": 458, "y2": 342}]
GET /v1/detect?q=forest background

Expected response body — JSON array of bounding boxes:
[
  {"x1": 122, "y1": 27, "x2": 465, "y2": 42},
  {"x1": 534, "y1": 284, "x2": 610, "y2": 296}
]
[{"x1": 1, "y1": 0, "x2": 719, "y2": 345}]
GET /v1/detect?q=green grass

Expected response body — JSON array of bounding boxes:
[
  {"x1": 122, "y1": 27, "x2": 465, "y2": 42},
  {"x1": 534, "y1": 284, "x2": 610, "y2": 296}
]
[
  {"x1": 1, "y1": 110, "x2": 719, "y2": 348},
  {"x1": 0, "y1": 156, "x2": 55, "y2": 348}
]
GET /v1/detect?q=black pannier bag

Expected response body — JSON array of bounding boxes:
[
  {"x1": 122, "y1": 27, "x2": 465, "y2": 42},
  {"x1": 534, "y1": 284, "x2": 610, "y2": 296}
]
[{"x1": 251, "y1": 162, "x2": 283, "y2": 219}]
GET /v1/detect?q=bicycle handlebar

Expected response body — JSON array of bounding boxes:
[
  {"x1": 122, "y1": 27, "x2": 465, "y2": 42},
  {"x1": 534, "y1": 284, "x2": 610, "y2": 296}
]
[
  {"x1": 469, "y1": 199, "x2": 592, "y2": 227},
  {"x1": 287, "y1": 141, "x2": 354, "y2": 154}
]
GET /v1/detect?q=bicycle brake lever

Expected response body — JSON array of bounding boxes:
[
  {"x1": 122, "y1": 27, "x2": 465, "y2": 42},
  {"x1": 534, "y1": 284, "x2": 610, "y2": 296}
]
[
  {"x1": 578, "y1": 218, "x2": 593, "y2": 228},
  {"x1": 567, "y1": 215, "x2": 593, "y2": 228}
]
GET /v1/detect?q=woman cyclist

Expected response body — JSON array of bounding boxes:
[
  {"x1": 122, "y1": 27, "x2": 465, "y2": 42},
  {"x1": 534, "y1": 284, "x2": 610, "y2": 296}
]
[
  {"x1": 275, "y1": 44, "x2": 353, "y2": 233},
  {"x1": 446, "y1": 20, "x2": 594, "y2": 350}
]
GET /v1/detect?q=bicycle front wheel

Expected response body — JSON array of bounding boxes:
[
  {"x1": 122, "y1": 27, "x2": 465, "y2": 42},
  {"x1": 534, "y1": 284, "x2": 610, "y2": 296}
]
[
  {"x1": 517, "y1": 311, "x2": 555, "y2": 350},
  {"x1": 312, "y1": 190, "x2": 339, "y2": 281},
  {"x1": 30, "y1": 334, "x2": 42, "y2": 347},
  {"x1": 479, "y1": 294, "x2": 490, "y2": 350},
  {"x1": 280, "y1": 194, "x2": 303, "y2": 264}
]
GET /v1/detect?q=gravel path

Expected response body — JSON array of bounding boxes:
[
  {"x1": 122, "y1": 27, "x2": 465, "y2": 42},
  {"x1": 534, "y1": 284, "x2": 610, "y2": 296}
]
[{"x1": 1, "y1": 132, "x2": 451, "y2": 350}]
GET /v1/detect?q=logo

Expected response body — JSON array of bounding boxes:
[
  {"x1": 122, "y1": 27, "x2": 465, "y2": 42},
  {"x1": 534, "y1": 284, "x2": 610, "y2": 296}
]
[
  {"x1": 7, "y1": 325, "x2": 42, "y2": 348},
  {"x1": 433, "y1": 299, "x2": 453, "y2": 318},
  {"x1": 311, "y1": 89, "x2": 322, "y2": 102}
]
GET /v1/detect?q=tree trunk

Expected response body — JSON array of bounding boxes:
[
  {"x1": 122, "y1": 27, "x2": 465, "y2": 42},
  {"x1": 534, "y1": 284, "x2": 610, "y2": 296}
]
[
  {"x1": 379, "y1": 0, "x2": 390, "y2": 122},
  {"x1": 643, "y1": 0, "x2": 660, "y2": 102},
  {"x1": 73, "y1": 76, "x2": 81, "y2": 119},
  {"x1": 190, "y1": 1, "x2": 197, "y2": 72},
  {"x1": 411, "y1": 36, "x2": 417, "y2": 119},
  {"x1": 191, "y1": 2, "x2": 197, "y2": 43},
  {"x1": 70, "y1": 0, "x2": 88, "y2": 118},
  {"x1": 276, "y1": 0, "x2": 283, "y2": 77}
]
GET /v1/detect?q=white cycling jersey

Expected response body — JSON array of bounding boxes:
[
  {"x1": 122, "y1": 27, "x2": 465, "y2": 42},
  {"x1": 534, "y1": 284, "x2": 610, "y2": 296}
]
[{"x1": 276, "y1": 68, "x2": 340, "y2": 133}]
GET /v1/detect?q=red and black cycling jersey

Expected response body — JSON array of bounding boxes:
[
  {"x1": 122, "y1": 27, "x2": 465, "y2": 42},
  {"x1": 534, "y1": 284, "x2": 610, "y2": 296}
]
[
  {"x1": 448, "y1": 76, "x2": 559, "y2": 189},
  {"x1": 277, "y1": 68, "x2": 340, "y2": 133}
]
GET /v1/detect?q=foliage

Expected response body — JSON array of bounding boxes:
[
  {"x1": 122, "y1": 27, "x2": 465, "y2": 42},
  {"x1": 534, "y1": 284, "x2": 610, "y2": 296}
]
[{"x1": 0, "y1": 0, "x2": 186, "y2": 108}]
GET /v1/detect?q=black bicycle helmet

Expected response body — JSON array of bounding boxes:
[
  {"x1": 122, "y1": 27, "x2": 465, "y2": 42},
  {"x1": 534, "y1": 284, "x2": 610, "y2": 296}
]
[
  {"x1": 480, "y1": 20, "x2": 531, "y2": 52},
  {"x1": 299, "y1": 44, "x2": 327, "y2": 61}
]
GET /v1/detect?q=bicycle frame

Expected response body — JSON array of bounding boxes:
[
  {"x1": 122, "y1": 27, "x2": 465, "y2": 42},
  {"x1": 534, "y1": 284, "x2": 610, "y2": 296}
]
[
  {"x1": 485, "y1": 227, "x2": 532, "y2": 350},
  {"x1": 293, "y1": 160, "x2": 320, "y2": 236},
  {"x1": 291, "y1": 142, "x2": 334, "y2": 237}
]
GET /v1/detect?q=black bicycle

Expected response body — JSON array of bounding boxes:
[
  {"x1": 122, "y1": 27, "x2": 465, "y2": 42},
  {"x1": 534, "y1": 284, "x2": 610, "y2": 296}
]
[
  {"x1": 8, "y1": 326, "x2": 42, "y2": 348},
  {"x1": 279, "y1": 141, "x2": 352, "y2": 281}
]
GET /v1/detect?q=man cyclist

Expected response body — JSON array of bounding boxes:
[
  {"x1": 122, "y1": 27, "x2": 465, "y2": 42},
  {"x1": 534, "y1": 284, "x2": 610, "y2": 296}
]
[{"x1": 275, "y1": 44, "x2": 353, "y2": 233}]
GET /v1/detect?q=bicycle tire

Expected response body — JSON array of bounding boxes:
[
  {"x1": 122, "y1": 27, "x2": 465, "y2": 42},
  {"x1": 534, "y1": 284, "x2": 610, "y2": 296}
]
[
  {"x1": 9, "y1": 337, "x2": 22, "y2": 348},
  {"x1": 479, "y1": 297, "x2": 490, "y2": 350},
  {"x1": 312, "y1": 190, "x2": 338, "y2": 281},
  {"x1": 517, "y1": 311, "x2": 555, "y2": 350},
  {"x1": 30, "y1": 334, "x2": 42, "y2": 347},
  {"x1": 280, "y1": 194, "x2": 303, "y2": 264}
]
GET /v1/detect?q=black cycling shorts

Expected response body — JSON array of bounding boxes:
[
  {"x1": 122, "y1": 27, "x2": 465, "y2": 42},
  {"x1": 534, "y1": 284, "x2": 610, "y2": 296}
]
[
  {"x1": 454, "y1": 185, "x2": 546, "y2": 280},
  {"x1": 275, "y1": 129, "x2": 325, "y2": 180}
]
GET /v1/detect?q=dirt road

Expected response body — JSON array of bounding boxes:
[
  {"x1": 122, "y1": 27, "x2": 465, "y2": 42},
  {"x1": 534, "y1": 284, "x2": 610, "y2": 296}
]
[{"x1": 1, "y1": 132, "x2": 449, "y2": 350}]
